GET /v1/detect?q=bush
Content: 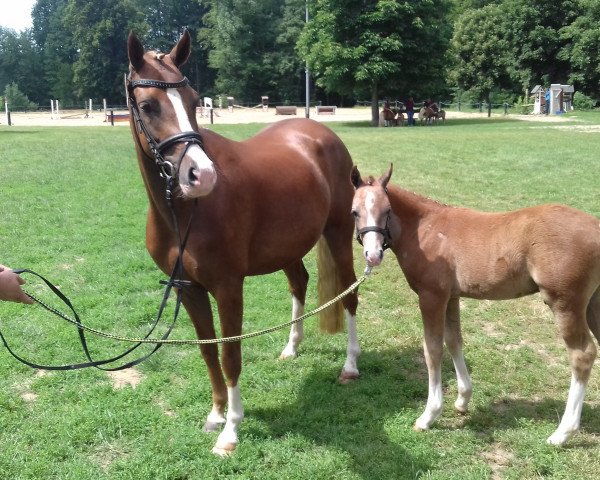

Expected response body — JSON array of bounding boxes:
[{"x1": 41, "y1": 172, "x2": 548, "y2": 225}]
[
  {"x1": 573, "y1": 91, "x2": 596, "y2": 110},
  {"x1": 3, "y1": 82, "x2": 38, "y2": 111}
]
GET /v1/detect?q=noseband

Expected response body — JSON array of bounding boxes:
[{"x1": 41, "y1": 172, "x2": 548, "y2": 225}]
[
  {"x1": 355, "y1": 213, "x2": 392, "y2": 251},
  {"x1": 127, "y1": 76, "x2": 204, "y2": 196}
]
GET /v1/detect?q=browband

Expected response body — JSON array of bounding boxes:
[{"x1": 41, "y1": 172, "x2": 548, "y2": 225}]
[{"x1": 128, "y1": 77, "x2": 190, "y2": 90}]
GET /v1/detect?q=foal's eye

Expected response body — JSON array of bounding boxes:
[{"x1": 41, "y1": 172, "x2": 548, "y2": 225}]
[
  {"x1": 351, "y1": 209, "x2": 359, "y2": 218},
  {"x1": 140, "y1": 101, "x2": 157, "y2": 115}
]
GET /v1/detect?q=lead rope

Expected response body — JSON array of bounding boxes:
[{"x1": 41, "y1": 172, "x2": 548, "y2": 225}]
[{"x1": 16, "y1": 266, "x2": 371, "y2": 347}]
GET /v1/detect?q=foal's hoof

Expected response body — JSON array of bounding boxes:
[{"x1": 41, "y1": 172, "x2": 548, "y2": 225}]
[
  {"x1": 338, "y1": 370, "x2": 359, "y2": 384},
  {"x1": 212, "y1": 442, "x2": 236, "y2": 457},
  {"x1": 279, "y1": 351, "x2": 296, "y2": 360},
  {"x1": 412, "y1": 424, "x2": 428, "y2": 433},
  {"x1": 203, "y1": 421, "x2": 224, "y2": 433}
]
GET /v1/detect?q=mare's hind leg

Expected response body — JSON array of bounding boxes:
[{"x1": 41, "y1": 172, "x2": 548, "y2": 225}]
[
  {"x1": 445, "y1": 298, "x2": 472, "y2": 414},
  {"x1": 323, "y1": 228, "x2": 360, "y2": 382},
  {"x1": 181, "y1": 285, "x2": 228, "y2": 433},
  {"x1": 280, "y1": 260, "x2": 309, "y2": 359},
  {"x1": 414, "y1": 290, "x2": 449, "y2": 431},
  {"x1": 545, "y1": 290, "x2": 597, "y2": 445}
]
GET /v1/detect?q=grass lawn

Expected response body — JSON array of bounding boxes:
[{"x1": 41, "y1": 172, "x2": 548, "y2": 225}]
[{"x1": 0, "y1": 112, "x2": 600, "y2": 479}]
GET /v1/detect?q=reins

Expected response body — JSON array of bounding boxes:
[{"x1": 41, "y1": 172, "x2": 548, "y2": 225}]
[{"x1": 1, "y1": 74, "x2": 370, "y2": 370}]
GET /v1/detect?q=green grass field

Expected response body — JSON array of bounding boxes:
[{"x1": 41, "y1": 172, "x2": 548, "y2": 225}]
[{"x1": 1, "y1": 113, "x2": 600, "y2": 479}]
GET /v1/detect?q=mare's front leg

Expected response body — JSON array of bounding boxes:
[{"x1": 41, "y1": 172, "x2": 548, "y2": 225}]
[
  {"x1": 211, "y1": 279, "x2": 245, "y2": 456},
  {"x1": 280, "y1": 261, "x2": 309, "y2": 359},
  {"x1": 445, "y1": 297, "x2": 472, "y2": 414},
  {"x1": 181, "y1": 285, "x2": 228, "y2": 433},
  {"x1": 414, "y1": 290, "x2": 449, "y2": 431}
]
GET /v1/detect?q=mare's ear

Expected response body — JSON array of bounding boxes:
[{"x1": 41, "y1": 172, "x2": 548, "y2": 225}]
[
  {"x1": 170, "y1": 29, "x2": 191, "y2": 68},
  {"x1": 379, "y1": 163, "x2": 393, "y2": 189},
  {"x1": 351, "y1": 165, "x2": 363, "y2": 189},
  {"x1": 128, "y1": 31, "x2": 145, "y2": 71}
]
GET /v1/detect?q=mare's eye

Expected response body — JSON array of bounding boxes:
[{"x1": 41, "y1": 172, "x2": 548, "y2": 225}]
[{"x1": 140, "y1": 102, "x2": 156, "y2": 115}]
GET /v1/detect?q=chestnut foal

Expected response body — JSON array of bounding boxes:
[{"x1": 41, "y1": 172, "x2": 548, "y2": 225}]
[{"x1": 351, "y1": 164, "x2": 600, "y2": 445}]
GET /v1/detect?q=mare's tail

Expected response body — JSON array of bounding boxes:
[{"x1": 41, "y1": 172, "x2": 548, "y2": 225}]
[{"x1": 317, "y1": 237, "x2": 345, "y2": 333}]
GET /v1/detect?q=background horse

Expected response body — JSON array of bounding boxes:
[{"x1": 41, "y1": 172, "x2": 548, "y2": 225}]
[
  {"x1": 418, "y1": 106, "x2": 435, "y2": 125},
  {"x1": 350, "y1": 164, "x2": 600, "y2": 446},
  {"x1": 127, "y1": 31, "x2": 360, "y2": 455}
]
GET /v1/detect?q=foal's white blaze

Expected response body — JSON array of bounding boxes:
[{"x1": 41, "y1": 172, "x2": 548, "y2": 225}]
[
  {"x1": 547, "y1": 374, "x2": 586, "y2": 445},
  {"x1": 362, "y1": 191, "x2": 385, "y2": 266},
  {"x1": 166, "y1": 89, "x2": 217, "y2": 197},
  {"x1": 280, "y1": 295, "x2": 305, "y2": 359},
  {"x1": 213, "y1": 384, "x2": 244, "y2": 455}
]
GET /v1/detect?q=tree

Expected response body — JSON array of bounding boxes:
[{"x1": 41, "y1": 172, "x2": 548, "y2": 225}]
[
  {"x1": 200, "y1": 0, "x2": 307, "y2": 104},
  {"x1": 0, "y1": 28, "x2": 47, "y2": 105},
  {"x1": 449, "y1": 4, "x2": 511, "y2": 116},
  {"x1": 299, "y1": 0, "x2": 452, "y2": 126},
  {"x1": 135, "y1": 0, "x2": 213, "y2": 95},
  {"x1": 63, "y1": 0, "x2": 148, "y2": 103},
  {"x1": 559, "y1": 0, "x2": 600, "y2": 100}
]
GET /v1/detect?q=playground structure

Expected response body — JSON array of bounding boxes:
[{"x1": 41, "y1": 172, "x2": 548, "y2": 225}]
[{"x1": 531, "y1": 84, "x2": 574, "y2": 114}]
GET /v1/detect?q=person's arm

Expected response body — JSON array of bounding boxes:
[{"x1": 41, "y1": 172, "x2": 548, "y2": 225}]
[{"x1": 0, "y1": 265, "x2": 34, "y2": 304}]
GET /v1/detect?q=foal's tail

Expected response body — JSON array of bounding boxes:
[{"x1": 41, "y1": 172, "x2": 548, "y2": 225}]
[{"x1": 317, "y1": 237, "x2": 345, "y2": 333}]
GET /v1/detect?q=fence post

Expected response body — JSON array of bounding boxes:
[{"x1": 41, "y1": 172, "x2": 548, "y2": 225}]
[
  {"x1": 479, "y1": 102, "x2": 483, "y2": 113},
  {"x1": 458, "y1": 100, "x2": 461, "y2": 112},
  {"x1": 7, "y1": 110, "x2": 11, "y2": 126},
  {"x1": 504, "y1": 102, "x2": 508, "y2": 115},
  {"x1": 110, "y1": 110, "x2": 114, "y2": 126}
]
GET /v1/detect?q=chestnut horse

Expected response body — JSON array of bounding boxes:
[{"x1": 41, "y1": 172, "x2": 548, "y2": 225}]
[
  {"x1": 127, "y1": 31, "x2": 360, "y2": 455},
  {"x1": 351, "y1": 164, "x2": 600, "y2": 445}
]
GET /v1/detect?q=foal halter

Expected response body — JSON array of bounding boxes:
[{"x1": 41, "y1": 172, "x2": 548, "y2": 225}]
[
  {"x1": 355, "y1": 188, "x2": 392, "y2": 251},
  {"x1": 127, "y1": 75, "x2": 204, "y2": 196},
  {"x1": 355, "y1": 214, "x2": 392, "y2": 251}
]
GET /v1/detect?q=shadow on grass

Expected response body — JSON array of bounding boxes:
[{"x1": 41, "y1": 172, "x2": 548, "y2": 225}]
[
  {"x1": 250, "y1": 346, "x2": 434, "y2": 479},
  {"x1": 464, "y1": 394, "x2": 600, "y2": 444}
]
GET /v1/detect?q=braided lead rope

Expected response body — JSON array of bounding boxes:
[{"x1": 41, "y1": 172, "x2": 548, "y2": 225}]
[{"x1": 25, "y1": 267, "x2": 372, "y2": 346}]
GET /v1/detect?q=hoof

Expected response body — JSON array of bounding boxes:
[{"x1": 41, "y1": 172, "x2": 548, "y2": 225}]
[
  {"x1": 279, "y1": 351, "x2": 296, "y2": 360},
  {"x1": 212, "y1": 442, "x2": 236, "y2": 457},
  {"x1": 547, "y1": 429, "x2": 575, "y2": 446},
  {"x1": 454, "y1": 405, "x2": 469, "y2": 415},
  {"x1": 338, "y1": 370, "x2": 359, "y2": 384},
  {"x1": 413, "y1": 424, "x2": 427, "y2": 433},
  {"x1": 203, "y1": 421, "x2": 224, "y2": 433}
]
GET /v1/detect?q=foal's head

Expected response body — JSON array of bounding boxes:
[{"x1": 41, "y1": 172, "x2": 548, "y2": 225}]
[
  {"x1": 351, "y1": 164, "x2": 393, "y2": 267},
  {"x1": 127, "y1": 30, "x2": 216, "y2": 199}
]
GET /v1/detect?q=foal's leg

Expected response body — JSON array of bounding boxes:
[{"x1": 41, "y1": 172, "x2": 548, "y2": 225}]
[
  {"x1": 546, "y1": 294, "x2": 597, "y2": 445},
  {"x1": 181, "y1": 285, "x2": 228, "y2": 432},
  {"x1": 211, "y1": 279, "x2": 245, "y2": 456},
  {"x1": 324, "y1": 230, "x2": 360, "y2": 382},
  {"x1": 280, "y1": 261, "x2": 309, "y2": 359},
  {"x1": 414, "y1": 290, "x2": 449, "y2": 431},
  {"x1": 586, "y1": 288, "x2": 600, "y2": 343},
  {"x1": 445, "y1": 298, "x2": 472, "y2": 414}
]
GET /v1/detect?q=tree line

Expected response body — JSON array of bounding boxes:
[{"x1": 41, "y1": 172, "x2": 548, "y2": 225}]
[{"x1": 1, "y1": 0, "x2": 599, "y2": 123}]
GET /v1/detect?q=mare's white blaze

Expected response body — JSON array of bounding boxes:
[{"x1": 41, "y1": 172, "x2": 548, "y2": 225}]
[
  {"x1": 362, "y1": 190, "x2": 384, "y2": 266},
  {"x1": 342, "y1": 310, "x2": 360, "y2": 377},
  {"x1": 280, "y1": 296, "x2": 305, "y2": 359},
  {"x1": 213, "y1": 385, "x2": 244, "y2": 454},
  {"x1": 547, "y1": 374, "x2": 586, "y2": 445},
  {"x1": 166, "y1": 89, "x2": 215, "y2": 193}
]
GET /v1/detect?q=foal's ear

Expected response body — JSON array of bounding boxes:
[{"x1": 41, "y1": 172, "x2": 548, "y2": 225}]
[
  {"x1": 351, "y1": 165, "x2": 363, "y2": 188},
  {"x1": 379, "y1": 163, "x2": 393, "y2": 189},
  {"x1": 127, "y1": 31, "x2": 145, "y2": 71},
  {"x1": 170, "y1": 29, "x2": 192, "y2": 68}
]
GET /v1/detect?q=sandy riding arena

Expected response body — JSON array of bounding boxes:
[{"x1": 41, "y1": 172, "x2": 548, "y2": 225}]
[{"x1": 1, "y1": 107, "x2": 574, "y2": 127}]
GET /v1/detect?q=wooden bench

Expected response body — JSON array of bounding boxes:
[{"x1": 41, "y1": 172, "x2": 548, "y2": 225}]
[
  {"x1": 275, "y1": 106, "x2": 297, "y2": 115},
  {"x1": 316, "y1": 105, "x2": 336, "y2": 115}
]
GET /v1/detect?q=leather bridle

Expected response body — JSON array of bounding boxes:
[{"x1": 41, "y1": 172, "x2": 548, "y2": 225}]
[
  {"x1": 127, "y1": 75, "x2": 204, "y2": 198},
  {"x1": 354, "y1": 187, "x2": 392, "y2": 251}
]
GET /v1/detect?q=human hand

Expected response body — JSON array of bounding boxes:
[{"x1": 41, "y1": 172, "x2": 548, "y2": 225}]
[{"x1": 0, "y1": 265, "x2": 34, "y2": 304}]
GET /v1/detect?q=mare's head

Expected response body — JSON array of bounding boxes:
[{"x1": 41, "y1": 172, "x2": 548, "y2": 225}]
[
  {"x1": 127, "y1": 30, "x2": 216, "y2": 198},
  {"x1": 351, "y1": 164, "x2": 393, "y2": 267}
]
